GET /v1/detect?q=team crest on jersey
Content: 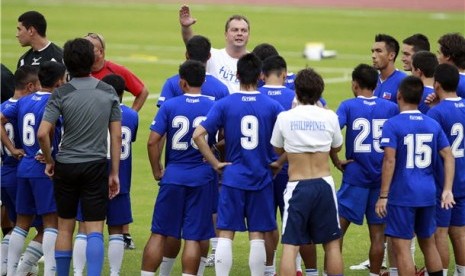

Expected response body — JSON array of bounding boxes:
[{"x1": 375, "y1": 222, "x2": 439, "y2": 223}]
[
  {"x1": 32, "y1": 57, "x2": 42, "y2": 65},
  {"x1": 382, "y1": 92, "x2": 391, "y2": 100}
]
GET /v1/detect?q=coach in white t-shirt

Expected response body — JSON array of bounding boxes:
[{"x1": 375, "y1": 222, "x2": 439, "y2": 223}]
[{"x1": 179, "y1": 4, "x2": 249, "y2": 93}]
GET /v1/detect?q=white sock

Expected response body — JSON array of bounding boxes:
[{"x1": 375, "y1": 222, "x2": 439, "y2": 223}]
[
  {"x1": 16, "y1": 240, "x2": 43, "y2": 274},
  {"x1": 265, "y1": 265, "x2": 275, "y2": 275},
  {"x1": 73, "y1": 233, "x2": 87, "y2": 276},
  {"x1": 108, "y1": 234, "x2": 125, "y2": 276},
  {"x1": 182, "y1": 274, "x2": 196, "y2": 276},
  {"x1": 370, "y1": 273, "x2": 379, "y2": 276},
  {"x1": 455, "y1": 265, "x2": 465, "y2": 276},
  {"x1": 197, "y1": 256, "x2": 207, "y2": 276},
  {"x1": 249, "y1": 239, "x2": 265, "y2": 276},
  {"x1": 210, "y1": 238, "x2": 218, "y2": 252},
  {"x1": 141, "y1": 271, "x2": 156, "y2": 276},
  {"x1": 389, "y1": 267, "x2": 399, "y2": 276},
  {"x1": 410, "y1": 237, "x2": 416, "y2": 264},
  {"x1": 159, "y1": 257, "x2": 176, "y2": 276},
  {"x1": 215, "y1": 238, "x2": 232, "y2": 276},
  {"x1": 306, "y1": 268, "x2": 318, "y2": 276},
  {"x1": 296, "y1": 252, "x2": 302, "y2": 272},
  {"x1": 1, "y1": 234, "x2": 11, "y2": 275},
  {"x1": 43, "y1": 228, "x2": 57, "y2": 276},
  {"x1": 7, "y1": 226, "x2": 28, "y2": 275}
]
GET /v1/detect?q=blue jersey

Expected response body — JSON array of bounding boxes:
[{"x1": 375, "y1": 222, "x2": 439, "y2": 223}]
[
  {"x1": 258, "y1": 85, "x2": 295, "y2": 111},
  {"x1": 374, "y1": 70, "x2": 408, "y2": 103},
  {"x1": 336, "y1": 96, "x2": 398, "y2": 188},
  {"x1": 109, "y1": 104, "x2": 138, "y2": 194},
  {"x1": 201, "y1": 91, "x2": 284, "y2": 190},
  {"x1": 427, "y1": 98, "x2": 465, "y2": 197},
  {"x1": 151, "y1": 94, "x2": 215, "y2": 187},
  {"x1": 380, "y1": 111, "x2": 450, "y2": 207},
  {"x1": 2, "y1": 92, "x2": 61, "y2": 178},
  {"x1": 1, "y1": 99, "x2": 21, "y2": 186},
  {"x1": 419, "y1": 86, "x2": 434, "y2": 114},
  {"x1": 157, "y1": 74, "x2": 229, "y2": 107},
  {"x1": 457, "y1": 73, "x2": 465, "y2": 98}
]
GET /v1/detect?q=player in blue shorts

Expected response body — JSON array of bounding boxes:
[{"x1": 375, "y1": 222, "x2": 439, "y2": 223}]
[
  {"x1": 411, "y1": 51, "x2": 438, "y2": 114},
  {"x1": 331, "y1": 64, "x2": 398, "y2": 275},
  {"x1": 375, "y1": 76, "x2": 455, "y2": 276},
  {"x1": 0, "y1": 65, "x2": 41, "y2": 276},
  {"x1": 372, "y1": 34, "x2": 407, "y2": 103},
  {"x1": 427, "y1": 64, "x2": 465, "y2": 276},
  {"x1": 270, "y1": 68, "x2": 344, "y2": 276},
  {"x1": 1, "y1": 61, "x2": 66, "y2": 276},
  {"x1": 141, "y1": 60, "x2": 216, "y2": 276},
  {"x1": 71, "y1": 74, "x2": 139, "y2": 276},
  {"x1": 257, "y1": 55, "x2": 300, "y2": 275},
  {"x1": 437, "y1": 33, "x2": 465, "y2": 98},
  {"x1": 193, "y1": 53, "x2": 283, "y2": 276}
]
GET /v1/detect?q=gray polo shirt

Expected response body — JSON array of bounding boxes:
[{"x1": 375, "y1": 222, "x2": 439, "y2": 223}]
[{"x1": 43, "y1": 77, "x2": 121, "y2": 163}]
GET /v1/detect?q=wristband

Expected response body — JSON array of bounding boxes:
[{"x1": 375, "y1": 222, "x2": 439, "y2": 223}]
[{"x1": 379, "y1": 196, "x2": 388, "y2": 199}]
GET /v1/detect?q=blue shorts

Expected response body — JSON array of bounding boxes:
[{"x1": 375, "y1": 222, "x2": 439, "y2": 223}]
[
  {"x1": 1, "y1": 167, "x2": 17, "y2": 188},
  {"x1": 337, "y1": 183, "x2": 384, "y2": 225},
  {"x1": 273, "y1": 172, "x2": 288, "y2": 220},
  {"x1": 151, "y1": 184, "x2": 214, "y2": 241},
  {"x1": 210, "y1": 174, "x2": 219, "y2": 214},
  {"x1": 436, "y1": 195, "x2": 465, "y2": 227},
  {"x1": 106, "y1": 193, "x2": 133, "y2": 226},
  {"x1": 385, "y1": 205, "x2": 436, "y2": 239},
  {"x1": 217, "y1": 184, "x2": 276, "y2": 232},
  {"x1": 282, "y1": 177, "x2": 341, "y2": 245},
  {"x1": 1, "y1": 186, "x2": 17, "y2": 223},
  {"x1": 16, "y1": 177, "x2": 56, "y2": 215}
]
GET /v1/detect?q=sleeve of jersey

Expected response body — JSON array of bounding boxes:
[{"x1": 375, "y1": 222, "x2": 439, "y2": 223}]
[
  {"x1": 110, "y1": 96, "x2": 122, "y2": 122},
  {"x1": 331, "y1": 113, "x2": 343, "y2": 148},
  {"x1": 270, "y1": 114, "x2": 284, "y2": 148},
  {"x1": 42, "y1": 93, "x2": 61, "y2": 124},
  {"x1": 335, "y1": 102, "x2": 347, "y2": 129},
  {"x1": 200, "y1": 102, "x2": 222, "y2": 134},
  {"x1": 157, "y1": 79, "x2": 175, "y2": 107},
  {"x1": 380, "y1": 120, "x2": 397, "y2": 149},
  {"x1": 150, "y1": 104, "x2": 168, "y2": 135},
  {"x1": 1, "y1": 102, "x2": 18, "y2": 120},
  {"x1": 115, "y1": 65, "x2": 144, "y2": 97},
  {"x1": 436, "y1": 126, "x2": 451, "y2": 150}
]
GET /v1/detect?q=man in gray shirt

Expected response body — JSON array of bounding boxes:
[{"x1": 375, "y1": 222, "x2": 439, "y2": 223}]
[{"x1": 38, "y1": 38, "x2": 121, "y2": 276}]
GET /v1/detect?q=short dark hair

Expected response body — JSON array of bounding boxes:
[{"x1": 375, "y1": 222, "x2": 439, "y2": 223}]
[
  {"x1": 375, "y1": 34, "x2": 400, "y2": 61},
  {"x1": 225, "y1": 15, "x2": 250, "y2": 32},
  {"x1": 402, "y1": 33, "x2": 430, "y2": 52},
  {"x1": 438, "y1": 33, "x2": 465, "y2": 69},
  {"x1": 179, "y1": 60, "x2": 206, "y2": 88},
  {"x1": 398, "y1": 76, "x2": 424, "y2": 105},
  {"x1": 412, "y1": 51, "x2": 438, "y2": 78},
  {"x1": 102, "y1": 74, "x2": 126, "y2": 98},
  {"x1": 63, "y1": 38, "x2": 95, "y2": 78},
  {"x1": 262, "y1": 55, "x2": 287, "y2": 78},
  {"x1": 252, "y1": 43, "x2": 279, "y2": 61},
  {"x1": 237, "y1": 53, "x2": 262, "y2": 86},
  {"x1": 351, "y1": 64, "x2": 378, "y2": 91},
  {"x1": 18, "y1": 11, "x2": 47, "y2": 37},
  {"x1": 294, "y1": 68, "x2": 324, "y2": 105},
  {"x1": 186, "y1": 35, "x2": 211, "y2": 64},
  {"x1": 434, "y1": 63, "x2": 460, "y2": 92},
  {"x1": 38, "y1": 61, "x2": 66, "y2": 88},
  {"x1": 14, "y1": 65, "x2": 38, "y2": 90}
]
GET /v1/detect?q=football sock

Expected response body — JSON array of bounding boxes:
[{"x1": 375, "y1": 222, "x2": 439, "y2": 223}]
[
  {"x1": 86, "y1": 232, "x2": 104, "y2": 276},
  {"x1": 73, "y1": 232, "x2": 87, "y2": 276},
  {"x1": 306, "y1": 268, "x2": 319, "y2": 276},
  {"x1": 215, "y1": 238, "x2": 232, "y2": 276},
  {"x1": 197, "y1": 256, "x2": 207, "y2": 276},
  {"x1": 159, "y1": 257, "x2": 176, "y2": 276},
  {"x1": 7, "y1": 226, "x2": 28, "y2": 275},
  {"x1": 16, "y1": 240, "x2": 42, "y2": 275},
  {"x1": 389, "y1": 267, "x2": 399, "y2": 276},
  {"x1": 108, "y1": 234, "x2": 125, "y2": 276},
  {"x1": 249, "y1": 239, "x2": 265, "y2": 276},
  {"x1": 43, "y1": 228, "x2": 58, "y2": 276},
  {"x1": 1, "y1": 234, "x2": 10, "y2": 275},
  {"x1": 140, "y1": 271, "x2": 155, "y2": 276},
  {"x1": 55, "y1": 250, "x2": 72, "y2": 276}
]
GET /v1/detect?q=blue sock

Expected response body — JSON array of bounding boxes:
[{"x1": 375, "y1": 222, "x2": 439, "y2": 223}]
[
  {"x1": 55, "y1": 250, "x2": 72, "y2": 276},
  {"x1": 86, "y1": 232, "x2": 104, "y2": 276}
]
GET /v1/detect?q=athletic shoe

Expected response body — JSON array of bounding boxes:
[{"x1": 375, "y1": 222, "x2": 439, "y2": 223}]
[
  {"x1": 415, "y1": 266, "x2": 426, "y2": 276},
  {"x1": 296, "y1": 271, "x2": 303, "y2": 276},
  {"x1": 17, "y1": 255, "x2": 39, "y2": 276},
  {"x1": 349, "y1": 259, "x2": 370, "y2": 270},
  {"x1": 205, "y1": 253, "x2": 215, "y2": 267},
  {"x1": 123, "y1": 234, "x2": 135, "y2": 250}
]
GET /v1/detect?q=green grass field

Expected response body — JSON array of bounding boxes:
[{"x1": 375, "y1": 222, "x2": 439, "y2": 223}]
[{"x1": 1, "y1": 0, "x2": 464, "y2": 274}]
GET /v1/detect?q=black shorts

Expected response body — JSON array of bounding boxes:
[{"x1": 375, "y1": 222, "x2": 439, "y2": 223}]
[{"x1": 53, "y1": 159, "x2": 108, "y2": 221}]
